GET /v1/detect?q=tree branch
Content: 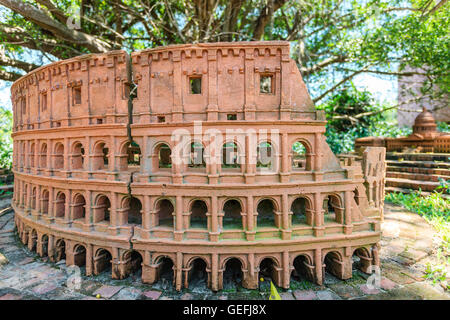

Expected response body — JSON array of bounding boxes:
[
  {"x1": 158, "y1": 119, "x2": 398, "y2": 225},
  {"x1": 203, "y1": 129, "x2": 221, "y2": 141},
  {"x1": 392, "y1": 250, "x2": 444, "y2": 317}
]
[{"x1": 0, "y1": 0, "x2": 111, "y2": 52}]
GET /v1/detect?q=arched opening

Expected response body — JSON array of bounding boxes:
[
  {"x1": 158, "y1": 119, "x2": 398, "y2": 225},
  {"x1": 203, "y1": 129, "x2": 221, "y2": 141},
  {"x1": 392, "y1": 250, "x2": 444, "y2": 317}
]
[
  {"x1": 124, "y1": 250, "x2": 143, "y2": 280},
  {"x1": 188, "y1": 142, "x2": 205, "y2": 168},
  {"x1": 73, "y1": 244, "x2": 87, "y2": 267},
  {"x1": 127, "y1": 141, "x2": 141, "y2": 167},
  {"x1": 55, "y1": 192, "x2": 66, "y2": 218},
  {"x1": 72, "y1": 194, "x2": 86, "y2": 221},
  {"x1": 71, "y1": 142, "x2": 84, "y2": 170},
  {"x1": 41, "y1": 234, "x2": 49, "y2": 257},
  {"x1": 291, "y1": 255, "x2": 314, "y2": 283},
  {"x1": 324, "y1": 251, "x2": 343, "y2": 280},
  {"x1": 222, "y1": 142, "x2": 240, "y2": 169},
  {"x1": 155, "y1": 199, "x2": 174, "y2": 227},
  {"x1": 291, "y1": 197, "x2": 309, "y2": 225},
  {"x1": 190, "y1": 200, "x2": 208, "y2": 229},
  {"x1": 259, "y1": 258, "x2": 277, "y2": 287},
  {"x1": 40, "y1": 143, "x2": 47, "y2": 168},
  {"x1": 93, "y1": 142, "x2": 109, "y2": 170},
  {"x1": 54, "y1": 143, "x2": 64, "y2": 169},
  {"x1": 126, "y1": 197, "x2": 142, "y2": 225},
  {"x1": 94, "y1": 249, "x2": 112, "y2": 275},
  {"x1": 223, "y1": 258, "x2": 243, "y2": 289},
  {"x1": 222, "y1": 199, "x2": 242, "y2": 229},
  {"x1": 257, "y1": 142, "x2": 274, "y2": 169},
  {"x1": 188, "y1": 258, "x2": 208, "y2": 289},
  {"x1": 323, "y1": 195, "x2": 343, "y2": 224},
  {"x1": 41, "y1": 190, "x2": 49, "y2": 215},
  {"x1": 54, "y1": 239, "x2": 66, "y2": 261},
  {"x1": 352, "y1": 247, "x2": 372, "y2": 274},
  {"x1": 156, "y1": 257, "x2": 174, "y2": 286},
  {"x1": 292, "y1": 141, "x2": 309, "y2": 170},
  {"x1": 257, "y1": 199, "x2": 276, "y2": 228},
  {"x1": 157, "y1": 143, "x2": 172, "y2": 168},
  {"x1": 94, "y1": 195, "x2": 111, "y2": 223}
]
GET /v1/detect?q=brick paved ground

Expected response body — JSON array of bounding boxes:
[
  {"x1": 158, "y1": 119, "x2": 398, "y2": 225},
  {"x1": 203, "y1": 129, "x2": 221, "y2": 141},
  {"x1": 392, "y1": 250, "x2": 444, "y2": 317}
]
[{"x1": 0, "y1": 197, "x2": 449, "y2": 300}]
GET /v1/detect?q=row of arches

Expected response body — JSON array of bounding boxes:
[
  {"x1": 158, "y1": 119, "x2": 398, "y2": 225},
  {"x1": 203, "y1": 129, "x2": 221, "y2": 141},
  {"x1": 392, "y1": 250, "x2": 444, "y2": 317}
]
[
  {"x1": 16, "y1": 138, "x2": 312, "y2": 172},
  {"x1": 18, "y1": 225, "x2": 375, "y2": 290},
  {"x1": 21, "y1": 187, "x2": 348, "y2": 228}
]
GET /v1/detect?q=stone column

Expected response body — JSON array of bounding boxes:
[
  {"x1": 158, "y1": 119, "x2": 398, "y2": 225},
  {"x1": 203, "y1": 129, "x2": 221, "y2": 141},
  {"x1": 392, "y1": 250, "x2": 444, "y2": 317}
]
[
  {"x1": 314, "y1": 248, "x2": 323, "y2": 285},
  {"x1": 209, "y1": 195, "x2": 219, "y2": 242},
  {"x1": 344, "y1": 190, "x2": 353, "y2": 234},
  {"x1": 85, "y1": 243, "x2": 93, "y2": 276},
  {"x1": 243, "y1": 48, "x2": 256, "y2": 120},
  {"x1": 280, "y1": 133, "x2": 289, "y2": 182},
  {"x1": 174, "y1": 195, "x2": 183, "y2": 241},
  {"x1": 175, "y1": 252, "x2": 183, "y2": 291},
  {"x1": 84, "y1": 190, "x2": 92, "y2": 230},
  {"x1": 211, "y1": 253, "x2": 219, "y2": 291},
  {"x1": 281, "y1": 193, "x2": 291, "y2": 240},
  {"x1": 313, "y1": 192, "x2": 324, "y2": 236},
  {"x1": 246, "y1": 195, "x2": 255, "y2": 241},
  {"x1": 282, "y1": 250, "x2": 290, "y2": 289}
]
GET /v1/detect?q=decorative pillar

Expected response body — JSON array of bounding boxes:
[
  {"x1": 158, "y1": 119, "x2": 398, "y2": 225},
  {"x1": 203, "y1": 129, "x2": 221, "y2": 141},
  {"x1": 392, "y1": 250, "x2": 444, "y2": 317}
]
[
  {"x1": 280, "y1": 133, "x2": 289, "y2": 182},
  {"x1": 344, "y1": 190, "x2": 353, "y2": 234},
  {"x1": 313, "y1": 192, "x2": 324, "y2": 236},
  {"x1": 211, "y1": 253, "x2": 219, "y2": 291},
  {"x1": 245, "y1": 195, "x2": 255, "y2": 241},
  {"x1": 85, "y1": 243, "x2": 93, "y2": 276},
  {"x1": 282, "y1": 250, "x2": 290, "y2": 289},
  {"x1": 281, "y1": 193, "x2": 291, "y2": 240},
  {"x1": 314, "y1": 248, "x2": 323, "y2": 285},
  {"x1": 209, "y1": 195, "x2": 219, "y2": 241},
  {"x1": 174, "y1": 195, "x2": 183, "y2": 241}
]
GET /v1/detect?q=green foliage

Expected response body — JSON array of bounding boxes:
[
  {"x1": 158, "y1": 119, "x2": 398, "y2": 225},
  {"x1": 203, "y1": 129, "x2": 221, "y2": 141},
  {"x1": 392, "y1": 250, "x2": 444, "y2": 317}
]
[
  {"x1": 438, "y1": 122, "x2": 450, "y2": 133},
  {"x1": 0, "y1": 106, "x2": 12, "y2": 169},
  {"x1": 319, "y1": 84, "x2": 411, "y2": 154}
]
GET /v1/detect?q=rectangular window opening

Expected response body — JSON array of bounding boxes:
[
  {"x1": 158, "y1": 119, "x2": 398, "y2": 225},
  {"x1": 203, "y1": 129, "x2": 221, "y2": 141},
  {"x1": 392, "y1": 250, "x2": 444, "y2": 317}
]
[
  {"x1": 227, "y1": 114, "x2": 237, "y2": 120},
  {"x1": 260, "y1": 75, "x2": 273, "y2": 94},
  {"x1": 158, "y1": 116, "x2": 166, "y2": 123},
  {"x1": 41, "y1": 93, "x2": 47, "y2": 111},
  {"x1": 73, "y1": 86, "x2": 82, "y2": 105},
  {"x1": 189, "y1": 77, "x2": 202, "y2": 94}
]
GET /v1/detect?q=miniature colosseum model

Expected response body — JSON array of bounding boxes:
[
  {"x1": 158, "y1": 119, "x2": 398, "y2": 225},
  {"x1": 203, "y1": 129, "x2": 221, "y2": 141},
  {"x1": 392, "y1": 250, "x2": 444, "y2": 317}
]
[{"x1": 11, "y1": 41, "x2": 386, "y2": 291}]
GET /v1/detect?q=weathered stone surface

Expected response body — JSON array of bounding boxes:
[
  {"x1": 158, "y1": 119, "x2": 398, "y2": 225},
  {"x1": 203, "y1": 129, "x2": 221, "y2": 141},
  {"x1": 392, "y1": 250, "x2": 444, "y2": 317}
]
[
  {"x1": 279, "y1": 292, "x2": 295, "y2": 300},
  {"x1": 93, "y1": 285, "x2": 123, "y2": 299},
  {"x1": 293, "y1": 290, "x2": 317, "y2": 300},
  {"x1": 316, "y1": 290, "x2": 342, "y2": 300},
  {"x1": 380, "y1": 277, "x2": 397, "y2": 291},
  {"x1": 0, "y1": 252, "x2": 8, "y2": 266},
  {"x1": 114, "y1": 287, "x2": 142, "y2": 300},
  {"x1": 180, "y1": 293, "x2": 194, "y2": 300},
  {"x1": 143, "y1": 290, "x2": 162, "y2": 300},
  {"x1": 0, "y1": 293, "x2": 22, "y2": 300},
  {"x1": 32, "y1": 283, "x2": 58, "y2": 295}
]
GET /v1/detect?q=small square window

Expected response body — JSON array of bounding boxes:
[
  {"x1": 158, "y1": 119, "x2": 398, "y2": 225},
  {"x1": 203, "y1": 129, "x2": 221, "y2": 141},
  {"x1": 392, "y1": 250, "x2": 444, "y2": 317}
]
[
  {"x1": 96, "y1": 118, "x2": 103, "y2": 124},
  {"x1": 189, "y1": 77, "x2": 202, "y2": 94},
  {"x1": 227, "y1": 114, "x2": 237, "y2": 120},
  {"x1": 260, "y1": 75, "x2": 273, "y2": 94},
  {"x1": 73, "y1": 87, "x2": 82, "y2": 105},
  {"x1": 158, "y1": 116, "x2": 166, "y2": 123}
]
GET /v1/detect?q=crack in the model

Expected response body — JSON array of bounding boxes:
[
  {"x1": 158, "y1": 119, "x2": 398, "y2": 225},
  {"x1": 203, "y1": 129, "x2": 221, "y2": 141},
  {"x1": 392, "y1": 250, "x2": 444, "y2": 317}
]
[{"x1": 126, "y1": 52, "x2": 137, "y2": 248}]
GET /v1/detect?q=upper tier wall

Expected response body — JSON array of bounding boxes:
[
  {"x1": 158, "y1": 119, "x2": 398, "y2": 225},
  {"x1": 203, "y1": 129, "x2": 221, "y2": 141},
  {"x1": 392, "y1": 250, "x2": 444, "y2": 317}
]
[
  {"x1": 11, "y1": 50, "x2": 130, "y2": 132},
  {"x1": 11, "y1": 41, "x2": 317, "y2": 132},
  {"x1": 130, "y1": 41, "x2": 315, "y2": 123}
]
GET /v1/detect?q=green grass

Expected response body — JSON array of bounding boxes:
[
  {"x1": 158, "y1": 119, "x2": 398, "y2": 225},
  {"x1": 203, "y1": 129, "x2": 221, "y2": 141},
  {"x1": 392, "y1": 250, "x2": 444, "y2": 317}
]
[{"x1": 385, "y1": 180, "x2": 450, "y2": 289}]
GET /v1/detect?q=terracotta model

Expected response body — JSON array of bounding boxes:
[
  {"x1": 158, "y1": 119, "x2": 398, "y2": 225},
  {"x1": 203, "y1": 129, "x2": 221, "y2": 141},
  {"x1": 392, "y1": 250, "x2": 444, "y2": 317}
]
[
  {"x1": 11, "y1": 41, "x2": 385, "y2": 291},
  {"x1": 356, "y1": 107, "x2": 450, "y2": 153}
]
